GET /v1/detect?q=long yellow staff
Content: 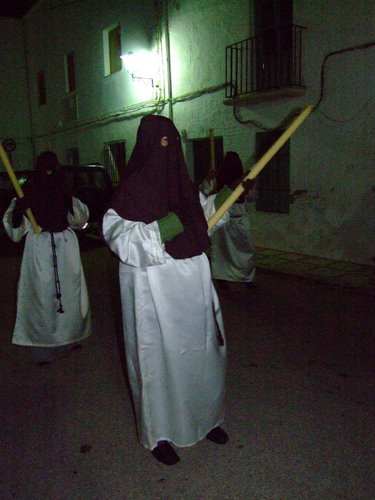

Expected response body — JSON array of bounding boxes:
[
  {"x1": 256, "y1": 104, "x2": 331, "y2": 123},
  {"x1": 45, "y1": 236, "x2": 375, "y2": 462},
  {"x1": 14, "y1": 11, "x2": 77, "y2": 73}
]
[
  {"x1": 209, "y1": 128, "x2": 217, "y2": 191},
  {"x1": 0, "y1": 143, "x2": 40, "y2": 233},
  {"x1": 208, "y1": 104, "x2": 314, "y2": 230}
]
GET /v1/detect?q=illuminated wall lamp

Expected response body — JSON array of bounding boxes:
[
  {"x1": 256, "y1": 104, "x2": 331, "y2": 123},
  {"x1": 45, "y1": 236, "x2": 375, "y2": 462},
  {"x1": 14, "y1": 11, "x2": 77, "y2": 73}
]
[{"x1": 120, "y1": 51, "x2": 155, "y2": 87}]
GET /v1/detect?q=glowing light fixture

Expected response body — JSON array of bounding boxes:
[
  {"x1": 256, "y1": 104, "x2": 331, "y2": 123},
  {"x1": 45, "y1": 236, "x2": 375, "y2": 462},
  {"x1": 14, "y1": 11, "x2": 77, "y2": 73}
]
[{"x1": 120, "y1": 50, "x2": 157, "y2": 87}]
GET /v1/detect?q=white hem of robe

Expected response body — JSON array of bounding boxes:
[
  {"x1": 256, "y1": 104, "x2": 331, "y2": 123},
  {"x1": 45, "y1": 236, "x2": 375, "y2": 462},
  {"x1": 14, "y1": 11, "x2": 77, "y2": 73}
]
[
  {"x1": 103, "y1": 199, "x2": 227, "y2": 450},
  {"x1": 3, "y1": 197, "x2": 91, "y2": 347}
]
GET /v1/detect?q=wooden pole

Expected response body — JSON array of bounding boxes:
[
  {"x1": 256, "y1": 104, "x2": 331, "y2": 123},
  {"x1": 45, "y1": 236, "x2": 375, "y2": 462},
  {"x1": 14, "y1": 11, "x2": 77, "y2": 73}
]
[
  {"x1": 207, "y1": 104, "x2": 314, "y2": 230},
  {"x1": 209, "y1": 128, "x2": 217, "y2": 191},
  {"x1": 0, "y1": 143, "x2": 40, "y2": 233}
]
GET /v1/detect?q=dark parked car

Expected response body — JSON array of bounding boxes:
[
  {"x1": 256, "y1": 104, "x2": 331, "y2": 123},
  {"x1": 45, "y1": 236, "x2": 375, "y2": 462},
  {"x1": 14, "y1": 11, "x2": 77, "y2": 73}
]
[
  {"x1": 0, "y1": 164, "x2": 115, "y2": 229},
  {"x1": 63, "y1": 164, "x2": 115, "y2": 226}
]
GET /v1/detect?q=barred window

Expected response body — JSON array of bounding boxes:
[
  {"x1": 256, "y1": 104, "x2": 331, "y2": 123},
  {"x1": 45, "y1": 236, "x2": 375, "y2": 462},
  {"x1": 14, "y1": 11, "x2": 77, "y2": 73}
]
[
  {"x1": 255, "y1": 129, "x2": 290, "y2": 213},
  {"x1": 104, "y1": 140, "x2": 126, "y2": 187},
  {"x1": 37, "y1": 70, "x2": 46, "y2": 106},
  {"x1": 65, "y1": 51, "x2": 76, "y2": 93}
]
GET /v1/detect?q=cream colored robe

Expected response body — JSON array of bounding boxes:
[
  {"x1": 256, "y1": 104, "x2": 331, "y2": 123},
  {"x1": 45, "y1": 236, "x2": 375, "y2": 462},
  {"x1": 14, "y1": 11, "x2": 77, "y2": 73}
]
[
  {"x1": 3, "y1": 197, "x2": 91, "y2": 347},
  {"x1": 103, "y1": 192, "x2": 228, "y2": 450},
  {"x1": 211, "y1": 199, "x2": 256, "y2": 283}
]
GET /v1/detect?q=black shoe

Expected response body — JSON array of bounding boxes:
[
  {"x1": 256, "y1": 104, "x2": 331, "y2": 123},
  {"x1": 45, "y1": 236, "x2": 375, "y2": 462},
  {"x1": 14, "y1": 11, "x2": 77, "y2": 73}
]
[
  {"x1": 70, "y1": 343, "x2": 83, "y2": 351},
  {"x1": 206, "y1": 427, "x2": 229, "y2": 444},
  {"x1": 245, "y1": 282, "x2": 256, "y2": 289},
  {"x1": 151, "y1": 442, "x2": 180, "y2": 465},
  {"x1": 37, "y1": 360, "x2": 51, "y2": 367},
  {"x1": 216, "y1": 280, "x2": 229, "y2": 290}
]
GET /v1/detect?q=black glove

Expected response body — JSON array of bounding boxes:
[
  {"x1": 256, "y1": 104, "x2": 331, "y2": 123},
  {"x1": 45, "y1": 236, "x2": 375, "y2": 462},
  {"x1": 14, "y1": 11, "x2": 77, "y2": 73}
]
[{"x1": 12, "y1": 196, "x2": 30, "y2": 228}]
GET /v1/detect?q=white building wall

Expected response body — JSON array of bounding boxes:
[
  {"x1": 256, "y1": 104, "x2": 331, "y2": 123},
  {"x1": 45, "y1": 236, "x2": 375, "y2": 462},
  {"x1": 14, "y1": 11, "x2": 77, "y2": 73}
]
[
  {"x1": 0, "y1": 18, "x2": 33, "y2": 169},
  {"x1": 21, "y1": 0, "x2": 375, "y2": 265},
  {"x1": 24, "y1": 0, "x2": 156, "y2": 160},
  {"x1": 168, "y1": 0, "x2": 375, "y2": 265}
]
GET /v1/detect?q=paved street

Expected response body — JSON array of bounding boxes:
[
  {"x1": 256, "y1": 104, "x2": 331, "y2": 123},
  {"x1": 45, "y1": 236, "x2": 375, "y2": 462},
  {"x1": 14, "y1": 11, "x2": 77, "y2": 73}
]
[{"x1": 0, "y1": 235, "x2": 374, "y2": 499}]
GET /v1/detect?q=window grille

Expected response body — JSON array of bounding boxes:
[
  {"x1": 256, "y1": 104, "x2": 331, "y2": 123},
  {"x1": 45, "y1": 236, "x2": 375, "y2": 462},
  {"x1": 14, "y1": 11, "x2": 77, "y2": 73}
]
[
  {"x1": 104, "y1": 140, "x2": 126, "y2": 187},
  {"x1": 65, "y1": 51, "x2": 76, "y2": 93},
  {"x1": 38, "y1": 70, "x2": 46, "y2": 105},
  {"x1": 255, "y1": 129, "x2": 290, "y2": 213},
  {"x1": 225, "y1": 24, "x2": 305, "y2": 98}
]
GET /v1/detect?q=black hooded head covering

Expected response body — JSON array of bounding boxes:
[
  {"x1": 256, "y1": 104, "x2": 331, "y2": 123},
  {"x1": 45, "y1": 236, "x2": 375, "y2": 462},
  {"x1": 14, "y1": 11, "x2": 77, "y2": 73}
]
[
  {"x1": 24, "y1": 151, "x2": 73, "y2": 232},
  {"x1": 110, "y1": 114, "x2": 210, "y2": 259},
  {"x1": 217, "y1": 151, "x2": 243, "y2": 191}
]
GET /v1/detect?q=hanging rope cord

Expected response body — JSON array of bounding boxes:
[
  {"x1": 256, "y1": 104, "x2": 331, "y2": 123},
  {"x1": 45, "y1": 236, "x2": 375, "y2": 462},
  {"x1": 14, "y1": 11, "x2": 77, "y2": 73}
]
[{"x1": 50, "y1": 232, "x2": 64, "y2": 314}]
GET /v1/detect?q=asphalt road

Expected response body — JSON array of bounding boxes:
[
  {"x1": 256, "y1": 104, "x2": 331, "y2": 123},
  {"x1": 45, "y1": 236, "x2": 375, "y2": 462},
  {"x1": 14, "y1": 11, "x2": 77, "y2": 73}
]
[{"x1": 1, "y1": 233, "x2": 374, "y2": 499}]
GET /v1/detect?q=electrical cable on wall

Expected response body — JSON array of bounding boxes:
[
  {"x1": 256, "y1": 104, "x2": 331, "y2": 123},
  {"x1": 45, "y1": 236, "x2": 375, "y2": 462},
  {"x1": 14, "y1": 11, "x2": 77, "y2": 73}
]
[
  {"x1": 229, "y1": 41, "x2": 375, "y2": 128},
  {"x1": 232, "y1": 103, "x2": 272, "y2": 130},
  {"x1": 227, "y1": 82, "x2": 277, "y2": 131},
  {"x1": 313, "y1": 40, "x2": 375, "y2": 121},
  {"x1": 317, "y1": 97, "x2": 374, "y2": 123}
]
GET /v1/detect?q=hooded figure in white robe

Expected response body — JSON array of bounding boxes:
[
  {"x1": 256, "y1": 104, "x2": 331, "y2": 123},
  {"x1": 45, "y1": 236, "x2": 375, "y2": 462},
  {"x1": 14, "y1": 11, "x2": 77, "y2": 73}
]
[
  {"x1": 102, "y1": 115, "x2": 229, "y2": 465},
  {"x1": 2, "y1": 151, "x2": 91, "y2": 356},
  {"x1": 210, "y1": 151, "x2": 257, "y2": 286}
]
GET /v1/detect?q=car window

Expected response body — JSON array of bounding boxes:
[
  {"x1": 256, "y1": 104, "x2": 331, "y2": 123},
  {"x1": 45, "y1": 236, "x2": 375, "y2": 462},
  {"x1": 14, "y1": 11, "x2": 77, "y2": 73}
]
[
  {"x1": 60, "y1": 165, "x2": 114, "y2": 224},
  {"x1": 0, "y1": 176, "x2": 12, "y2": 191},
  {"x1": 93, "y1": 171, "x2": 106, "y2": 189},
  {"x1": 0, "y1": 171, "x2": 32, "y2": 192}
]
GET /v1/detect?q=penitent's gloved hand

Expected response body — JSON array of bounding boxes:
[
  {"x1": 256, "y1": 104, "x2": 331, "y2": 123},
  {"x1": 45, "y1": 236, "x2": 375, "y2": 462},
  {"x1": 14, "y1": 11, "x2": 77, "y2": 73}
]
[
  {"x1": 12, "y1": 196, "x2": 30, "y2": 228},
  {"x1": 241, "y1": 178, "x2": 255, "y2": 196},
  {"x1": 157, "y1": 212, "x2": 184, "y2": 243},
  {"x1": 214, "y1": 185, "x2": 232, "y2": 210}
]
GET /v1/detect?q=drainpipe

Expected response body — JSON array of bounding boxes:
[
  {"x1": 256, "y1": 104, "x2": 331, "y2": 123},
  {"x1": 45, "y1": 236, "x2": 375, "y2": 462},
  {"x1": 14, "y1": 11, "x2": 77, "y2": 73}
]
[
  {"x1": 163, "y1": 0, "x2": 173, "y2": 121},
  {"x1": 22, "y1": 17, "x2": 36, "y2": 160}
]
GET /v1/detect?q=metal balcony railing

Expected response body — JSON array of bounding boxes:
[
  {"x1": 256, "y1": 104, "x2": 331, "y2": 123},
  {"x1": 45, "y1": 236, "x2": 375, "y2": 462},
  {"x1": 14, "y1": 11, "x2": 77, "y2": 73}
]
[{"x1": 225, "y1": 24, "x2": 306, "y2": 98}]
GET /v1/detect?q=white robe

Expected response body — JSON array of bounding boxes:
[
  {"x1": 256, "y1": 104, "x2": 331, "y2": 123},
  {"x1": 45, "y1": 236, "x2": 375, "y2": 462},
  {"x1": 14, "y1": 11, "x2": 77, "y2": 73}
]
[
  {"x1": 211, "y1": 199, "x2": 256, "y2": 283},
  {"x1": 103, "y1": 192, "x2": 228, "y2": 450},
  {"x1": 3, "y1": 197, "x2": 91, "y2": 347}
]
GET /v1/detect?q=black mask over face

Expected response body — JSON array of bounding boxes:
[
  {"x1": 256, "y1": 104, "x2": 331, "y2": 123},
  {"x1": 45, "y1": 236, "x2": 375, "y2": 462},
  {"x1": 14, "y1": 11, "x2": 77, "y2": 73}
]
[
  {"x1": 109, "y1": 115, "x2": 210, "y2": 259},
  {"x1": 24, "y1": 151, "x2": 73, "y2": 232}
]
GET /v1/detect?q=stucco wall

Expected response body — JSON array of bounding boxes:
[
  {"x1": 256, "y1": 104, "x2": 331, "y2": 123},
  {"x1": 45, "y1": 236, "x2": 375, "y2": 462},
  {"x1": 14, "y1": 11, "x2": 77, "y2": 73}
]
[
  {"x1": 0, "y1": 18, "x2": 33, "y2": 169},
  {"x1": 168, "y1": 0, "x2": 375, "y2": 265},
  {"x1": 24, "y1": 0, "x2": 156, "y2": 153},
  {"x1": 19, "y1": 0, "x2": 375, "y2": 265}
]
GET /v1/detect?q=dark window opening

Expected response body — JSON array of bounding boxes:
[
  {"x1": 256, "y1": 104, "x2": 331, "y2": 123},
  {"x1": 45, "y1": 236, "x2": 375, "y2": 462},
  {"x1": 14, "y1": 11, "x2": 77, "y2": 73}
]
[
  {"x1": 191, "y1": 137, "x2": 224, "y2": 188},
  {"x1": 255, "y1": 0, "x2": 293, "y2": 91},
  {"x1": 108, "y1": 25, "x2": 122, "y2": 75},
  {"x1": 104, "y1": 140, "x2": 126, "y2": 187},
  {"x1": 225, "y1": 0, "x2": 305, "y2": 98},
  {"x1": 38, "y1": 70, "x2": 46, "y2": 106},
  {"x1": 66, "y1": 51, "x2": 76, "y2": 93},
  {"x1": 255, "y1": 129, "x2": 290, "y2": 213}
]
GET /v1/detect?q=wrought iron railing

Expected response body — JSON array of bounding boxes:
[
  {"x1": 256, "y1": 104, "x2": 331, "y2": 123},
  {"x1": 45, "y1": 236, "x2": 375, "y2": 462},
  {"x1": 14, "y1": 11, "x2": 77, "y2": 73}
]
[{"x1": 225, "y1": 24, "x2": 306, "y2": 98}]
